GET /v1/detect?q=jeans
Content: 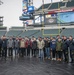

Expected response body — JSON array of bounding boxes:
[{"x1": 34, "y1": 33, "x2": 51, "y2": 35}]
[
  {"x1": 70, "y1": 50, "x2": 74, "y2": 62},
  {"x1": 45, "y1": 47, "x2": 50, "y2": 58},
  {"x1": 56, "y1": 51, "x2": 62, "y2": 59},
  {"x1": 2, "y1": 47, "x2": 7, "y2": 58},
  {"x1": 0, "y1": 47, "x2": 2, "y2": 57},
  {"x1": 52, "y1": 50, "x2": 56, "y2": 58},
  {"x1": 20, "y1": 48, "x2": 25, "y2": 57},
  {"x1": 39, "y1": 49, "x2": 44, "y2": 59},
  {"x1": 14, "y1": 47, "x2": 19, "y2": 55},
  {"x1": 63, "y1": 50, "x2": 68, "y2": 62},
  {"x1": 8, "y1": 47, "x2": 13, "y2": 56}
]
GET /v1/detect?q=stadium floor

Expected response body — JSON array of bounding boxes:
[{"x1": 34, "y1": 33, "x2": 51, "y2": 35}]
[{"x1": 0, "y1": 56, "x2": 74, "y2": 75}]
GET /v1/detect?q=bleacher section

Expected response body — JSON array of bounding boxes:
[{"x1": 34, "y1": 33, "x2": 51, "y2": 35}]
[
  {"x1": 0, "y1": 27, "x2": 72, "y2": 38},
  {"x1": 1, "y1": 0, "x2": 74, "y2": 38},
  {"x1": 32, "y1": 30, "x2": 43, "y2": 38},
  {"x1": 10, "y1": 27, "x2": 24, "y2": 30},
  {"x1": 0, "y1": 31, "x2": 6, "y2": 37},
  {"x1": 66, "y1": 0, "x2": 74, "y2": 7},
  {"x1": 19, "y1": 30, "x2": 40, "y2": 37},
  {"x1": 37, "y1": 3, "x2": 51, "y2": 11},
  {"x1": 44, "y1": 29, "x2": 59, "y2": 34},
  {"x1": 61, "y1": 28, "x2": 74, "y2": 37},
  {"x1": 6, "y1": 30, "x2": 23, "y2": 37},
  {"x1": 49, "y1": 2, "x2": 65, "y2": 10},
  {"x1": 37, "y1": 0, "x2": 74, "y2": 11}
]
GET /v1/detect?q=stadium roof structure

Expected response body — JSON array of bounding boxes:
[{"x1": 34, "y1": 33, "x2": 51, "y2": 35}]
[{"x1": 34, "y1": 0, "x2": 74, "y2": 15}]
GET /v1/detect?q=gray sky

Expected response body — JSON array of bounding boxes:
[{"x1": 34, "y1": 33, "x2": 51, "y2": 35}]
[{"x1": 0, "y1": 0, "x2": 61, "y2": 28}]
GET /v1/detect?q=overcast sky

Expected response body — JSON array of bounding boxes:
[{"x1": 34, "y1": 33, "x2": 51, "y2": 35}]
[{"x1": 0, "y1": 0, "x2": 61, "y2": 28}]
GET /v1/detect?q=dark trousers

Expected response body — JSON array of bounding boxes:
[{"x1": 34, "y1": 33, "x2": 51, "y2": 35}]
[
  {"x1": 63, "y1": 50, "x2": 68, "y2": 62},
  {"x1": 27, "y1": 46, "x2": 31, "y2": 56},
  {"x1": 52, "y1": 50, "x2": 56, "y2": 58},
  {"x1": 43, "y1": 47, "x2": 46, "y2": 58},
  {"x1": 56, "y1": 51, "x2": 62, "y2": 59},
  {"x1": 2, "y1": 47, "x2": 7, "y2": 58},
  {"x1": 32, "y1": 49, "x2": 37, "y2": 57},
  {"x1": 70, "y1": 50, "x2": 74, "y2": 62},
  {"x1": 20, "y1": 48, "x2": 25, "y2": 57},
  {"x1": 8, "y1": 47, "x2": 13, "y2": 56},
  {"x1": 14, "y1": 47, "x2": 19, "y2": 55},
  {"x1": 0, "y1": 47, "x2": 2, "y2": 57}
]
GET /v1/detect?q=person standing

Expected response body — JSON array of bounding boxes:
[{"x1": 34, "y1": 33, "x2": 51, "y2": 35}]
[
  {"x1": 45, "y1": 37, "x2": 50, "y2": 59},
  {"x1": 69, "y1": 36, "x2": 74, "y2": 63},
  {"x1": 20, "y1": 38, "x2": 25, "y2": 57},
  {"x1": 7, "y1": 37, "x2": 14, "y2": 57},
  {"x1": 56, "y1": 38, "x2": 63, "y2": 61},
  {"x1": 37, "y1": 37, "x2": 45, "y2": 59},
  {"x1": 62, "y1": 36, "x2": 69, "y2": 62},
  {"x1": 14, "y1": 38, "x2": 20, "y2": 56},
  {"x1": 27, "y1": 38, "x2": 32, "y2": 57},
  {"x1": 2, "y1": 36, "x2": 8, "y2": 58},
  {"x1": 32, "y1": 38, "x2": 37, "y2": 57},
  {"x1": 51, "y1": 37, "x2": 56, "y2": 60},
  {"x1": 0, "y1": 37, "x2": 2, "y2": 57}
]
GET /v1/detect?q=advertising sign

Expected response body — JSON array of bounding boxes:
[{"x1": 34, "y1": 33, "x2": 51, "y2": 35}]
[
  {"x1": 27, "y1": 6, "x2": 34, "y2": 13},
  {"x1": 22, "y1": 0, "x2": 28, "y2": 14}
]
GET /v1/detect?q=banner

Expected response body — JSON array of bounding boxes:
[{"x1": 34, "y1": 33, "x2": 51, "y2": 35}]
[
  {"x1": 27, "y1": 6, "x2": 34, "y2": 13},
  {"x1": 45, "y1": 17, "x2": 57, "y2": 24},
  {"x1": 22, "y1": 0, "x2": 28, "y2": 14}
]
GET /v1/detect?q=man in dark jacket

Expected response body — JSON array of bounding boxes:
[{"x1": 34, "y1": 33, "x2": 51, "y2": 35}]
[
  {"x1": 0, "y1": 37, "x2": 2, "y2": 57},
  {"x1": 45, "y1": 37, "x2": 50, "y2": 59},
  {"x1": 32, "y1": 38, "x2": 37, "y2": 57},
  {"x1": 27, "y1": 38, "x2": 32, "y2": 56},
  {"x1": 7, "y1": 37, "x2": 14, "y2": 57},
  {"x1": 69, "y1": 36, "x2": 74, "y2": 63},
  {"x1": 62, "y1": 36, "x2": 69, "y2": 62},
  {"x1": 2, "y1": 36, "x2": 8, "y2": 58},
  {"x1": 14, "y1": 38, "x2": 20, "y2": 56},
  {"x1": 51, "y1": 37, "x2": 56, "y2": 60}
]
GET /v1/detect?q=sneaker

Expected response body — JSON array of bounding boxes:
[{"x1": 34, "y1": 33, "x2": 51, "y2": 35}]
[
  {"x1": 48, "y1": 58, "x2": 50, "y2": 60},
  {"x1": 52, "y1": 58, "x2": 54, "y2": 60}
]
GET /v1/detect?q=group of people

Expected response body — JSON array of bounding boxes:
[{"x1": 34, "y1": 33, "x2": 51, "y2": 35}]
[{"x1": 0, "y1": 35, "x2": 74, "y2": 63}]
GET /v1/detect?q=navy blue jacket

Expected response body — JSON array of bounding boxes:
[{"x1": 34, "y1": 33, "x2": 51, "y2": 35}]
[
  {"x1": 62, "y1": 39, "x2": 69, "y2": 50},
  {"x1": 0, "y1": 39, "x2": 2, "y2": 47},
  {"x1": 2, "y1": 39, "x2": 7, "y2": 48},
  {"x1": 68, "y1": 40, "x2": 74, "y2": 50},
  {"x1": 51, "y1": 40, "x2": 56, "y2": 50}
]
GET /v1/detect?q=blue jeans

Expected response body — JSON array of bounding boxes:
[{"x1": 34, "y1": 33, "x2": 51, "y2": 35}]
[
  {"x1": 45, "y1": 47, "x2": 50, "y2": 58},
  {"x1": 39, "y1": 49, "x2": 44, "y2": 59},
  {"x1": 15, "y1": 47, "x2": 19, "y2": 55}
]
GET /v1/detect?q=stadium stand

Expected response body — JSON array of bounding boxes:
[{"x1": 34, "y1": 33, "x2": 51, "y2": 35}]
[
  {"x1": 19, "y1": 30, "x2": 40, "y2": 37},
  {"x1": 10, "y1": 27, "x2": 24, "y2": 30},
  {"x1": 37, "y1": 0, "x2": 74, "y2": 10},
  {"x1": 5, "y1": 0, "x2": 74, "y2": 38},
  {"x1": 43, "y1": 29, "x2": 59, "y2": 34},
  {"x1": 66, "y1": 0, "x2": 74, "y2": 7},
  {"x1": 61, "y1": 28, "x2": 74, "y2": 37},
  {"x1": 6, "y1": 30, "x2": 23, "y2": 37},
  {"x1": 37, "y1": 3, "x2": 51, "y2": 11},
  {"x1": 0, "y1": 30, "x2": 6, "y2": 37}
]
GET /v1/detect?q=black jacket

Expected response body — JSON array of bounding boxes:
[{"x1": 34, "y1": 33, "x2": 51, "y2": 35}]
[
  {"x1": 45, "y1": 40, "x2": 50, "y2": 48},
  {"x1": 69, "y1": 40, "x2": 74, "y2": 50},
  {"x1": 2, "y1": 39, "x2": 7, "y2": 48},
  {"x1": 0, "y1": 39, "x2": 2, "y2": 47},
  {"x1": 32, "y1": 40, "x2": 37, "y2": 49},
  {"x1": 62, "y1": 39, "x2": 69, "y2": 50}
]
